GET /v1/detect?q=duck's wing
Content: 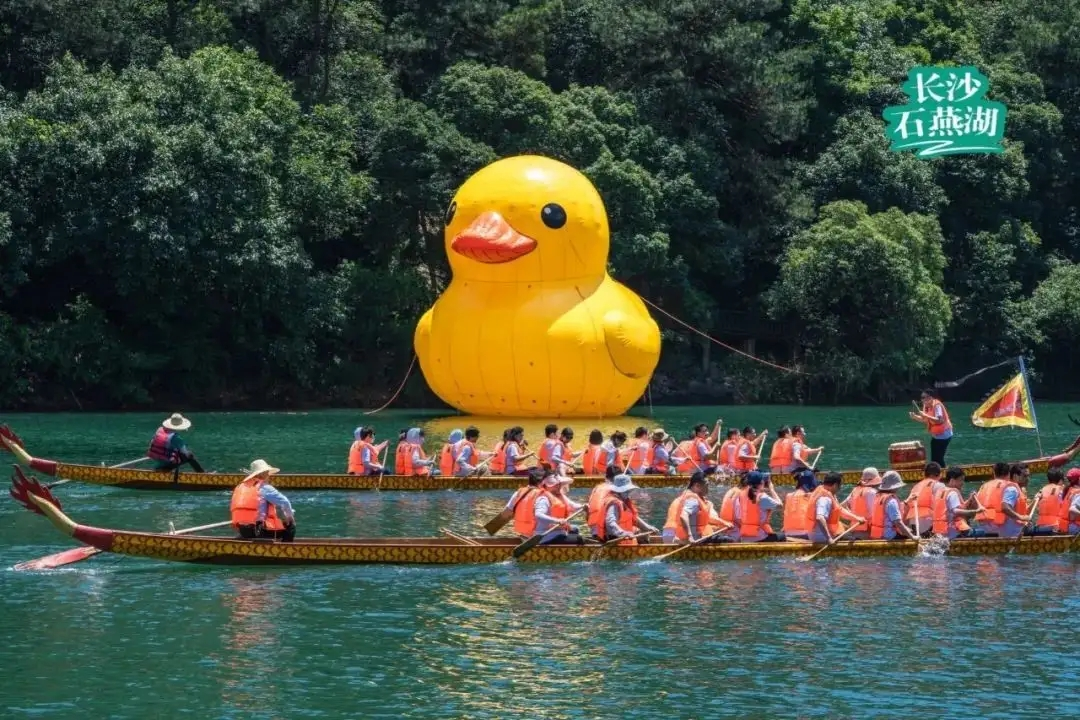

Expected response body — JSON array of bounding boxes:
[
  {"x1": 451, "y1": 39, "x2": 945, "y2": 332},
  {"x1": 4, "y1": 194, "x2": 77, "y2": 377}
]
[
  {"x1": 602, "y1": 308, "x2": 661, "y2": 379},
  {"x1": 413, "y1": 307, "x2": 433, "y2": 360}
]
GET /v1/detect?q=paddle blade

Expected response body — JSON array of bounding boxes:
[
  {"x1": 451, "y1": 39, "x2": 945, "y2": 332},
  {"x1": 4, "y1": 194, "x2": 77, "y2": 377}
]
[
  {"x1": 9, "y1": 466, "x2": 62, "y2": 514},
  {"x1": 0, "y1": 425, "x2": 24, "y2": 451},
  {"x1": 484, "y1": 508, "x2": 514, "y2": 536},
  {"x1": 512, "y1": 533, "x2": 545, "y2": 558},
  {"x1": 14, "y1": 546, "x2": 100, "y2": 571}
]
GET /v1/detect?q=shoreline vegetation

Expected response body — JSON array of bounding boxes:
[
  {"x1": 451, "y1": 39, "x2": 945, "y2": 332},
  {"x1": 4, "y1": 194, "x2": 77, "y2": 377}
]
[{"x1": 1, "y1": 1, "x2": 1079, "y2": 412}]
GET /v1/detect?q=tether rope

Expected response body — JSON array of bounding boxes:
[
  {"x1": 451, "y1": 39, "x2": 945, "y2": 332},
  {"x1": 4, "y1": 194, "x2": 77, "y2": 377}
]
[
  {"x1": 364, "y1": 354, "x2": 417, "y2": 415},
  {"x1": 639, "y1": 296, "x2": 804, "y2": 375}
]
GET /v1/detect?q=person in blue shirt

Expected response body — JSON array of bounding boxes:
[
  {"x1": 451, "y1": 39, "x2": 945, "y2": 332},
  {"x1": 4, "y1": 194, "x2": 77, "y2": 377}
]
[
  {"x1": 147, "y1": 413, "x2": 204, "y2": 473},
  {"x1": 230, "y1": 459, "x2": 296, "y2": 542}
]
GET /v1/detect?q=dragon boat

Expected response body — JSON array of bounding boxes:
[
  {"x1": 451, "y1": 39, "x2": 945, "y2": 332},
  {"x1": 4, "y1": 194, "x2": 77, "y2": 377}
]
[
  {"x1": 3, "y1": 425, "x2": 1079, "y2": 493},
  {"x1": 10, "y1": 468, "x2": 1080, "y2": 567}
]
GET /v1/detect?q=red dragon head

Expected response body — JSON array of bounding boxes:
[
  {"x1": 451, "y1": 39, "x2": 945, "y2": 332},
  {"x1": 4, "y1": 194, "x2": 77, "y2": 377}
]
[
  {"x1": 9, "y1": 466, "x2": 61, "y2": 515},
  {"x1": 0, "y1": 425, "x2": 25, "y2": 452}
]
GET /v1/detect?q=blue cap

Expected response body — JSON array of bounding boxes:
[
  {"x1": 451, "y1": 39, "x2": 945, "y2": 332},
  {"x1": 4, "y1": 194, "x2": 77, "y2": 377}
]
[
  {"x1": 746, "y1": 471, "x2": 765, "y2": 486},
  {"x1": 795, "y1": 469, "x2": 817, "y2": 490}
]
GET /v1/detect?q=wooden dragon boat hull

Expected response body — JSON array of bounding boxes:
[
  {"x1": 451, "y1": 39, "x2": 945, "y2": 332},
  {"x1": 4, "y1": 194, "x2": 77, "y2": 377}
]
[
  {"x1": 17, "y1": 485, "x2": 1080, "y2": 566},
  {"x1": 4, "y1": 425, "x2": 1079, "y2": 492}
]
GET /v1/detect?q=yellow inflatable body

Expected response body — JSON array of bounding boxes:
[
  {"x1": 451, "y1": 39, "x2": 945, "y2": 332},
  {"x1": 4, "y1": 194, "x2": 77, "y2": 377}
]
[{"x1": 414, "y1": 155, "x2": 662, "y2": 417}]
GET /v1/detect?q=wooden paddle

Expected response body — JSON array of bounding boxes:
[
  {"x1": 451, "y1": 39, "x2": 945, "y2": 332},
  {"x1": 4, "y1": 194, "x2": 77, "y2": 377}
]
[
  {"x1": 1011, "y1": 494, "x2": 1041, "y2": 554},
  {"x1": 483, "y1": 480, "x2": 539, "y2": 536},
  {"x1": 440, "y1": 527, "x2": 480, "y2": 546},
  {"x1": 45, "y1": 457, "x2": 157, "y2": 490},
  {"x1": 809, "y1": 449, "x2": 824, "y2": 470},
  {"x1": 653, "y1": 525, "x2": 731, "y2": 562},
  {"x1": 511, "y1": 507, "x2": 585, "y2": 559},
  {"x1": 590, "y1": 530, "x2": 654, "y2": 562},
  {"x1": 14, "y1": 519, "x2": 232, "y2": 571},
  {"x1": 798, "y1": 522, "x2": 860, "y2": 562}
]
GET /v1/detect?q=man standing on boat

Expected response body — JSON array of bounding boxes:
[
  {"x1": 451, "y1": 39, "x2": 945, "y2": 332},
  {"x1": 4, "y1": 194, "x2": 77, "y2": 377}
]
[
  {"x1": 231, "y1": 459, "x2": 296, "y2": 542},
  {"x1": 148, "y1": 413, "x2": 204, "y2": 473},
  {"x1": 909, "y1": 389, "x2": 953, "y2": 466}
]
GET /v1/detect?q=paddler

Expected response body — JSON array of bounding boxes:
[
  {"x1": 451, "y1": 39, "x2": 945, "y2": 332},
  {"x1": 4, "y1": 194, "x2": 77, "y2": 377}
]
[
  {"x1": 1034, "y1": 468, "x2": 1066, "y2": 534},
  {"x1": 974, "y1": 462, "x2": 1033, "y2": 538},
  {"x1": 783, "y1": 469, "x2": 818, "y2": 539},
  {"x1": 868, "y1": 471, "x2": 917, "y2": 540},
  {"x1": 649, "y1": 428, "x2": 677, "y2": 475},
  {"x1": 393, "y1": 428, "x2": 408, "y2": 473},
  {"x1": 349, "y1": 427, "x2": 388, "y2": 476},
  {"x1": 733, "y1": 426, "x2": 767, "y2": 473},
  {"x1": 230, "y1": 459, "x2": 296, "y2": 542},
  {"x1": 908, "y1": 388, "x2": 953, "y2": 466},
  {"x1": 586, "y1": 466, "x2": 619, "y2": 536},
  {"x1": 530, "y1": 472, "x2": 583, "y2": 545},
  {"x1": 438, "y1": 429, "x2": 464, "y2": 476},
  {"x1": 506, "y1": 467, "x2": 545, "y2": 535},
  {"x1": 148, "y1": 413, "x2": 205, "y2": 473},
  {"x1": 931, "y1": 466, "x2": 981, "y2": 539},
  {"x1": 843, "y1": 468, "x2": 881, "y2": 540},
  {"x1": 625, "y1": 427, "x2": 655, "y2": 475},
  {"x1": 768, "y1": 426, "x2": 792, "y2": 473},
  {"x1": 807, "y1": 471, "x2": 865, "y2": 545},
  {"x1": 592, "y1": 473, "x2": 659, "y2": 544},
  {"x1": 549, "y1": 427, "x2": 580, "y2": 475},
  {"x1": 1059, "y1": 468, "x2": 1080, "y2": 533},
  {"x1": 489, "y1": 430, "x2": 510, "y2": 475},
  {"x1": 582, "y1": 430, "x2": 605, "y2": 475},
  {"x1": 662, "y1": 471, "x2": 734, "y2": 544},
  {"x1": 454, "y1": 426, "x2": 492, "y2": 476},
  {"x1": 398, "y1": 428, "x2": 435, "y2": 476},
  {"x1": 537, "y1": 424, "x2": 561, "y2": 471},
  {"x1": 789, "y1": 425, "x2": 823, "y2": 471},
  {"x1": 717, "y1": 428, "x2": 741, "y2": 470},
  {"x1": 503, "y1": 426, "x2": 531, "y2": 476},
  {"x1": 733, "y1": 471, "x2": 783, "y2": 542},
  {"x1": 598, "y1": 431, "x2": 628, "y2": 474},
  {"x1": 904, "y1": 462, "x2": 945, "y2": 536},
  {"x1": 674, "y1": 422, "x2": 721, "y2": 474}
]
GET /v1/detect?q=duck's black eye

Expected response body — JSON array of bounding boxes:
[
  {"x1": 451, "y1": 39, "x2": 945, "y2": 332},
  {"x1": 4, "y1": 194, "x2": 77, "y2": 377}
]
[
  {"x1": 445, "y1": 201, "x2": 457, "y2": 226},
  {"x1": 541, "y1": 203, "x2": 567, "y2": 229}
]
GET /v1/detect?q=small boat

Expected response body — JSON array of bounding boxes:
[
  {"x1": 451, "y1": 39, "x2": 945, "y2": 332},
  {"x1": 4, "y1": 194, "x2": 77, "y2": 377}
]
[
  {"x1": 4, "y1": 424, "x2": 1078, "y2": 492},
  {"x1": 11, "y1": 469, "x2": 1080, "y2": 566}
]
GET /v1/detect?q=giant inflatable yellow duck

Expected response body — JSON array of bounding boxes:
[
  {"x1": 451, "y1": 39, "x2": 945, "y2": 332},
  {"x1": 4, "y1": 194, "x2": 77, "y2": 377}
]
[{"x1": 414, "y1": 155, "x2": 662, "y2": 417}]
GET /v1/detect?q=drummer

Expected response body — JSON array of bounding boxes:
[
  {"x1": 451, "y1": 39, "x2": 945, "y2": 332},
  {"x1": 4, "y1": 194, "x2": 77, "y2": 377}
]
[{"x1": 230, "y1": 459, "x2": 296, "y2": 542}]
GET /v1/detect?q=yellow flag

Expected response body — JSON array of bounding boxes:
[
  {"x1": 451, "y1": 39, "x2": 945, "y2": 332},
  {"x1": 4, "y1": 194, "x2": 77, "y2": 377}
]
[{"x1": 971, "y1": 374, "x2": 1036, "y2": 429}]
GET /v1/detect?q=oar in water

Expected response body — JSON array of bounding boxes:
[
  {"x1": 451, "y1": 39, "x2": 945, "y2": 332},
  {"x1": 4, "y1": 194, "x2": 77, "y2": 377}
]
[
  {"x1": 653, "y1": 525, "x2": 731, "y2": 562},
  {"x1": 590, "y1": 530, "x2": 655, "y2": 562},
  {"x1": 440, "y1": 527, "x2": 480, "y2": 546},
  {"x1": 1011, "y1": 495, "x2": 1042, "y2": 554},
  {"x1": 511, "y1": 507, "x2": 585, "y2": 559},
  {"x1": 798, "y1": 523, "x2": 861, "y2": 562},
  {"x1": 14, "y1": 519, "x2": 232, "y2": 571}
]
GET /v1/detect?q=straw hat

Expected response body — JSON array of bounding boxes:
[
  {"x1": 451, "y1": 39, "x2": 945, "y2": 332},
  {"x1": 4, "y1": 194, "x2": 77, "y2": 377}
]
[
  {"x1": 243, "y1": 459, "x2": 280, "y2": 483},
  {"x1": 861, "y1": 467, "x2": 882, "y2": 487},
  {"x1": 651, "y1": 428, "x2": 666, "y2": 439},
  {"x1": 161, "y1": 413, "x2": 191, "y2": 431},
  {"x1": 879, "y1": 471, "x2": 904, "y2": 492},
  {"x1": 611, "y1": 473, "x2": 640, "y2": 494}
]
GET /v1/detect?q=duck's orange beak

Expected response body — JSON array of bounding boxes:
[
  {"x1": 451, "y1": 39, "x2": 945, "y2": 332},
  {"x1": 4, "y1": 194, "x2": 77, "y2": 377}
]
[{"x1": 451, "y1": 211, "x2": 537, "y2": 264}]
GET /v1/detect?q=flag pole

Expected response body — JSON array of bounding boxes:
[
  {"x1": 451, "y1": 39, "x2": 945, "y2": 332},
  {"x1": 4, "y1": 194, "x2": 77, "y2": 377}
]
[{"x1": 1018, "y1": 355, "x2": 1043, "y2": 456}]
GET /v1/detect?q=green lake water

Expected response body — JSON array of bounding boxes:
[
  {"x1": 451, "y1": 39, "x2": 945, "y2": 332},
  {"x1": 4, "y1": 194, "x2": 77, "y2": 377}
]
[{"x1": 3, "y1": 404, "x2": 1080, "y2": 718}]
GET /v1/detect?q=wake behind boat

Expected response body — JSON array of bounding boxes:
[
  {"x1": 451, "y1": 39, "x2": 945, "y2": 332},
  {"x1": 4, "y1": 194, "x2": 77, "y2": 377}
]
[{"x1": 3, "y1": 424, "x2": 1079, "y2": 492}]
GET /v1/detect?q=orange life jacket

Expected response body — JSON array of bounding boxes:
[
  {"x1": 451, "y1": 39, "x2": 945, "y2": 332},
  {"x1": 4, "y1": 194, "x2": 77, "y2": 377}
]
[
  {"x1": 147, "y1": 427, "x2": 176, "y2": 462},
  {"x1": 504, "y1": 441, "x2": 527, "y2": 473},
  {"x1": 531, "y1": 488, "x2": 568, "y2": 522},
  {"x1": 719, "y1": 440, "x2": 739, "y2": 467},
  {"x1": 783, "y1": 489, "x2": 811, "y2": 535},
  {"x1": 976, "y1": 479, "x2": 1028, "y2": 526},
  {"x1": 454, "y1": 440, "x2": 477, "y2": 474},
  {"x1": 793, "y1": 440, "x2": 810, "y2": 464},
  {"x1": 733, "y1": 440, "x2": 757, "y2": 472},
  {"x1": 664, "y1": 490, "x2": 714, "y2": 542},
  {"x1": 348, "y1": 440, "x2": 364, "y2": 474},
  {"x1": 924, "y1": 399, "x2": 952, "y2": 436},
  {"x1": 582, "y1": 445, "x2": 602, "y2": 475},
  {"x1": 627, "y1": 441, "x2": 654, "y2": 473},
  {"x1": 1057, "y1": 486, "x2": 1080, "y2": 532},
  {"x1": 719, "y1": 487, "x2": 739, "y2": 525},
  {"x1": 394, "y1": 442, "x2": 409, "y2": 475},
  {"x1": 439, "y1": 442, "x2": 457, "y2": 476},
  {"x1": 869, "y1": 493, "x2": 898, "y2": 540},
  {"x1": 538, "y1": 438, "x2": 559, "y2": 470},
  {"x1": 805, "y1": 486, "x2": 841, "y2": 536},
  {"x1": 397, "y1": 443, "x2": 429, "y2": 476},
  {"x1": 652, "y1": 444, "x2": 670, "y2": 474},
  {"x1": 904, "y1": 478, "x2": 937, "y2": 527},
  {"x1": 737, "y1": 487, "x2": 772, "y2": 539},
  {"x1": 847, "y1": 486, "x2": 876, "y2": 533},
  {"x1": 230, "y1": 480, "x2": 284, "y2": 531},
  {"x1": 1035, "y1": 483, "x2": 1062, "y2": 527},
  {"x1": 587, "y1": 482, "x2": 614, "y2": 536},
  {"x1": 931, "y1": 485, "x2": 970, "y2": 535},
  {"x1": 769, "y1": 437, "x2": 793, "y2": 471},
  {"x1": 490, "y1": 441, "x2": 507, "y2": 474},
  {"x1": 595, "y1": 495, "x2": 640, "y2": 544},
  {"x1": 675, "y1": 440, "x2": 701, "y2": 473},
  {"x1": 511, "y1": 486, "x2": 541, "y2": 535}
]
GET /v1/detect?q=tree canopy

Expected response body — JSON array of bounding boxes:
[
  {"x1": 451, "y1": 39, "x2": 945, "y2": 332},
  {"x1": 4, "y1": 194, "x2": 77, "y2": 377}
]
[{"x1": 0, "y1": 0, "x2": 1077, "y2": 409}]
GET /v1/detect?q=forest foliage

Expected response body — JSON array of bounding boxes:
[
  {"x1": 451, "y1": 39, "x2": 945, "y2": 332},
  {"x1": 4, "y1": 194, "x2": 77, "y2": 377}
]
[{"x1": 1, "y1": 0, "x2": 1078, "y2": 409}]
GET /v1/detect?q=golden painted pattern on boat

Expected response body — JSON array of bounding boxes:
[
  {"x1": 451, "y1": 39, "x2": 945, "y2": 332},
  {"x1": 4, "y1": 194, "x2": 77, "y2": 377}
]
[
  {"x1": 102, "y1": 530, "x2": 1080, "y2": 565},
  {"x1": 49, "y1": 457, "x2": 1051, "y2": 491}
]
